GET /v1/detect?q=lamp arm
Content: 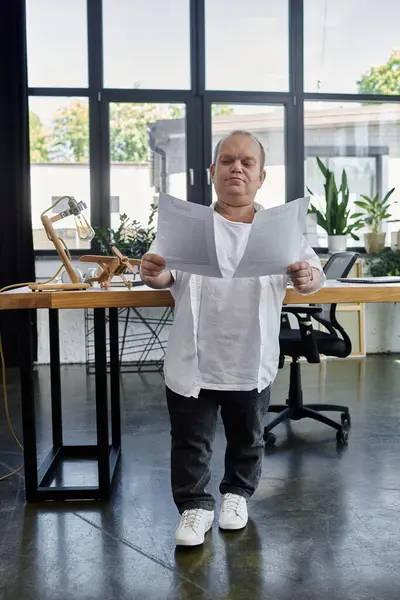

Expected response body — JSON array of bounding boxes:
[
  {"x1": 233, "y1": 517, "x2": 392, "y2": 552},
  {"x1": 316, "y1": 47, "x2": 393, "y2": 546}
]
[
  {"x1": 41, "y1": 214, "x2": 79, "y2": 284},
  {"x1": 49, "y1": 213, "x2": 65, "y2": 224}
]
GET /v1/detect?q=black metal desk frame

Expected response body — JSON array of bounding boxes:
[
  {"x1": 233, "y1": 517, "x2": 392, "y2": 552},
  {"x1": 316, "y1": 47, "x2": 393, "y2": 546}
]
[{"x1": 19, "y1": 307, "x2": 121, "y2": 502}]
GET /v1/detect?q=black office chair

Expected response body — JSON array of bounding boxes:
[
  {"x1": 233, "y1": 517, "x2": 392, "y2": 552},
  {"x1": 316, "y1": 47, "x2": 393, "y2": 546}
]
[{"x1": 264, "y1": 251, "x2": 359, "y2": 446}]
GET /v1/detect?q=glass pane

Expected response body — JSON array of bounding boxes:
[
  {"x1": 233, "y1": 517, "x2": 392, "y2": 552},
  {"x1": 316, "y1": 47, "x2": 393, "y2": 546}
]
[
  {"x1": 29, "y1": 98, "x2": 91, "y2": 250},
  {"x1": 304, "y1": 0, "x2": 400, "y2": 94},
  {"x1": 304, "y1": 102, "x2": 400, "y2": 247},
  {"x1": 205, "y1": 0, "x2": 289, "y2": 91},
  {"x1": 103, "y1": 0, "x2": 190, "y2": 89},
  {"x1": 26, "y1": 0, "x2": 88, "y2": 87},
  {"x1": 109, "y1": 103, "x2": 186, "y2": 254},
  {"x1": 211, "y1": 105, "x2": 285, "y2": 207}
]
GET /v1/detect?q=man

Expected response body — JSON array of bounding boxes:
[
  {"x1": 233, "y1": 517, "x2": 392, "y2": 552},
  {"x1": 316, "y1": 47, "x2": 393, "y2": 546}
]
[{"x1": 140, "y1": 131, "x2": 325, "y2": 547}]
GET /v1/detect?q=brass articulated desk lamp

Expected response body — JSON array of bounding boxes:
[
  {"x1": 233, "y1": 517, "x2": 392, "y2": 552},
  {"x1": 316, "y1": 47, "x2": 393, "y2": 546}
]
[
  {"x1": 29, "y1": 196, "x2": 94, "y2": 292},
  {"x1": 29, "y1": 196, "x2": 141, "y2": 292}
]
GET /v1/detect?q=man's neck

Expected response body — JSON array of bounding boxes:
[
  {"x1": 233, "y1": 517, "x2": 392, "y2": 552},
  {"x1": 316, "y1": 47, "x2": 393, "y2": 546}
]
[{"x1": 215, "y1": 199, "x2": 255, "y2": 223}]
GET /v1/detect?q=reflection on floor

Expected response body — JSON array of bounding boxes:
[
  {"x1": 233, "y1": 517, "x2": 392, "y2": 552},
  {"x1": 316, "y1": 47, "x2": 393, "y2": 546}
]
[{"x1": 0, "y1": 356, "x2": 400, "y2": 599}]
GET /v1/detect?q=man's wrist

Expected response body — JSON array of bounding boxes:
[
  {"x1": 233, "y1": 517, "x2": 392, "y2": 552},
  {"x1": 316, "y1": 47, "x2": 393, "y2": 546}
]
[
  {"x1": 293, "y1": 266, "x2": 319, "y2": 294},
  {"x1": 141, "y1": 270, "x2": 173, "y2": 289}
]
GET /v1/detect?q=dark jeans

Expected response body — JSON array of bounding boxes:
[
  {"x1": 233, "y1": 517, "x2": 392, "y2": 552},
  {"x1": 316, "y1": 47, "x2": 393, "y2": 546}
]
[{"x1": 166, "y1": 386, "x2": 271, "y2": 514}]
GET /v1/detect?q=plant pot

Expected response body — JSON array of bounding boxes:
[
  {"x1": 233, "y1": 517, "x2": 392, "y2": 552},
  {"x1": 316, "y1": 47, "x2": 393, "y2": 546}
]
[
  {"x1": 364, "y1": 232, "x2": 386, "y2": 254},
  {"x1": 327, "y1": 235, "x2": 347, "y2": 253}
]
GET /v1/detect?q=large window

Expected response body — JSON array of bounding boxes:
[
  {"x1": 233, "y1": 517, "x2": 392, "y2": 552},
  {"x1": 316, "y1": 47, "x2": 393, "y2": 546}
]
[
  {"x1": 25, "y1": 1, "x2": 400, "y2": 255},
  {"x1": 205, "y1": 0, "x2": 289, "y2": 91},
  {"x1": 29, "y1": 98, "x2": 91, "y2": 250},
  {"x1": 211, "y1": 104, "x2": 286, "y2": 207},
  {"x1": 304, "y1": 0, "x2": 400, "y2": 95},
  {"x1": 103, "y1": 0, "x2": 191, "y2": 89},
  {"x1": 304, "y1": 102, "x2": 400, "y2": 246},
  {"x1": 108, "y1": 103, "x2": 187, "y2": 229},
  {"x1": 26, "y1": 0, "x2": 88, "y2": 87}
]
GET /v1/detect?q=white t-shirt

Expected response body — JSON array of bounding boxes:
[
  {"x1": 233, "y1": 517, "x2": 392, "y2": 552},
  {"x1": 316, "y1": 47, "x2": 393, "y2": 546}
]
[
  {"x1": 197, "y1": 212, "x2": 262, "y2": 390},
  {"x1": 157, "y1": 203, "x2": 325, "y2": 399}
]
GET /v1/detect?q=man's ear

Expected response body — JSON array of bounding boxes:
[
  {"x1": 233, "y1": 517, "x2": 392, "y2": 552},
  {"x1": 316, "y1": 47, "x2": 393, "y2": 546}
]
[
  {"x1": 210, "y1": 164, "x2": 215, "y2": 179},
  {"x1": 258, "y1": 169, "x2": 266, "y2": 189}
]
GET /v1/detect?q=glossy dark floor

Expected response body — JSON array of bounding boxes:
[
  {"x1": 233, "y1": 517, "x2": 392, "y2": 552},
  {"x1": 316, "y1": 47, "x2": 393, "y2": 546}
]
[{"x1": 0, "y1": 356, "x2": 400, "y2": 600}]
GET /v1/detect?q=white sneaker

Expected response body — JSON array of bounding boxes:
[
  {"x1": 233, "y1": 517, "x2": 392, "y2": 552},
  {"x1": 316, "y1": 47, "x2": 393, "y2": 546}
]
[
  {"x1": 175, "y1": 509, "x2": 214, "y2": 546},
  {"x1": 219, "y1": 493, "x2": 248, "y2": 530}
]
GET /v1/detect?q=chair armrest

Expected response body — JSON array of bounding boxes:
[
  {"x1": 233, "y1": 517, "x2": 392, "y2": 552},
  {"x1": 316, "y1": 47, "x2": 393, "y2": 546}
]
[
  {"x1": 281, "y1": 310, "x2": 321, "y2": 364},
  {"x1": 282, "y1": 306, "x2": 322, "y2": 316},
  {"x1": 297, "y1": 314, "x2": 321, "y2": 363}
]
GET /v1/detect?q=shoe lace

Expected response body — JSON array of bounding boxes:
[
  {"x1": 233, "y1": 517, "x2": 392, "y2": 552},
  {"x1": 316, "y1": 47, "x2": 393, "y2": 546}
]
[
  {"x1": 181, "y1": 509, "x2": 203, "y2": 530},
  {"x1": 222, "y1": 494, "x2": 243, "y2": 513}
]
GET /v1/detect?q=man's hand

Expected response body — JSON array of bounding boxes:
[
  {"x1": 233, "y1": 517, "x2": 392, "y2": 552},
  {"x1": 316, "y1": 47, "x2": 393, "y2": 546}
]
[
  {"x1": 140, "y1": 253, "x2": 173, "y2": 289},
  {"x1": 287, "y1": 261, "x2": 316, "y2": 293}
]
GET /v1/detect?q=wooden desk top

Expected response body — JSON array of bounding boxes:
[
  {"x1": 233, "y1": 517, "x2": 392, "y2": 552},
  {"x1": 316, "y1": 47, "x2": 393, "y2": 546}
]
[{"x1": 1, "y1": 280, "x2": 400, "y2": 310}]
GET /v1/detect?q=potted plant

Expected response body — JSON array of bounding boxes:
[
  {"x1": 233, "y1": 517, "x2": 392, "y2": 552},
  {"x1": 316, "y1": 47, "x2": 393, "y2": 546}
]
[
  {"x1": 352, "y1": 189, "x2": 395, "y2": 254},
  {"x1": 307, "y1": 158, "x2": 363, "y2": 253}
]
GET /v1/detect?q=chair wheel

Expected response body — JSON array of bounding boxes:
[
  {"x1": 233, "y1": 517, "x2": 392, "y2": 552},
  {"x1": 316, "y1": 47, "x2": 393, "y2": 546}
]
[
  {"x1": 336, "y1": 429, "x2": 349, "y2": 444},
  {"x1": 264, "y1": 432, "x2": 277, "y2": 446},
  {"x1": 341, "y1": 412, "x2": 351, "y2": 426}
]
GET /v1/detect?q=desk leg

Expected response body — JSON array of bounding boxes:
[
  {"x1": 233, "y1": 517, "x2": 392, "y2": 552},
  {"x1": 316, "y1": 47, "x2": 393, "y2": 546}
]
[
  {"x1": 49, "y1": 309, "x2": 63, "y2": 449},
  {"x1": 109, "y1": 308, "x2": 121, "y2": 450},
  {"x1": 94, "y1": 308, "x2": 111, "y2": 498},
  {"x1": 20, "y1": 307, "x2": 119, "y2": 502},
  {"x1": 19, "y1": 309, "x2": 38, "y2": 501}
]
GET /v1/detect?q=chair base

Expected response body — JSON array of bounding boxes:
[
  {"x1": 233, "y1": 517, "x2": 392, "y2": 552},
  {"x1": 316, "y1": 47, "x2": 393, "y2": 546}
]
[{"x1": 263, "y1": 359, "x2": 351, "y2": 445}]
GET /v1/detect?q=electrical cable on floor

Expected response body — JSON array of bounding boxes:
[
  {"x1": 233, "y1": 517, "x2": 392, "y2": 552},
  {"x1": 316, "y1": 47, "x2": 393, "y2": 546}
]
[
  {"x1": 0, "y1": 335, "x2": 24, "y2": 481},
  {"x1": 0, "y1": 228, "x2": 73, "y2": 481}
]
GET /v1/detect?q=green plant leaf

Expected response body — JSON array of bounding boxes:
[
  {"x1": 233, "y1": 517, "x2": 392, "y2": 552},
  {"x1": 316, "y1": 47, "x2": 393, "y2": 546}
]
[
  {"x1": 316, "y1": 157, "x2": 329, "y2": 178},
  {"x1": 382, "y1": 187, "x2": 395, "y2": 204},
  {"x1": 355, "y1": 200, "x2": 372, "y2": 210},
  {"x1": 352, "y1": 221, "x2": 365, "y2": 230},
  {"x1": 310, "y1": 207, "x2": 328, "y2": 232}
]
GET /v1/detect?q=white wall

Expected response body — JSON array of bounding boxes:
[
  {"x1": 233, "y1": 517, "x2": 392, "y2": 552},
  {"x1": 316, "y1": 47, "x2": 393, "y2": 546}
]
[
  {"x1": 365, "y1": 304, "x2": 400, "y2": 353},
  {"x1": 109, "y1": 163, "x2": 156, "y2": 229}
]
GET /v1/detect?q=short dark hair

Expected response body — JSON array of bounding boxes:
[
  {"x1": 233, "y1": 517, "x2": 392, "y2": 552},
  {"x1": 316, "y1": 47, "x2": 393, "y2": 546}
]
[{"x1": 213, "y1": 130, "x2": 266, "y2": 169}]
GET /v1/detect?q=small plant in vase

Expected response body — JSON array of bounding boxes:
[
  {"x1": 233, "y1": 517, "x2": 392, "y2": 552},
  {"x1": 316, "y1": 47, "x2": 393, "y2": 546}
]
[
  {"x1": 307, "y1": 157, "x2": 363, "y2": 252},
  {"x1": 352, "y1": 189, "x2": 395, "y2": 254}
]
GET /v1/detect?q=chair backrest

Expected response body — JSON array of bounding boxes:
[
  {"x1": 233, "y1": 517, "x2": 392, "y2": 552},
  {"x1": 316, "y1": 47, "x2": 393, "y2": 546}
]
[
  {"x1": 314, "y1": 252, "x2": 359, "y2": 350},
  {"x1": 323, "y1": 251, "x2": 358, "y2": 280}
]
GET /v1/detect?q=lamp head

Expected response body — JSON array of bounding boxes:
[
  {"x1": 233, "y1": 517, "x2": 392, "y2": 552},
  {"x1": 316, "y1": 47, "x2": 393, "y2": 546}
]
[
  {"x1": 68, "y1": 197, "x2": 95, "y2": 241},
  {"x1": 68, "y1": 197, "x2": 87, "y2": 216}
]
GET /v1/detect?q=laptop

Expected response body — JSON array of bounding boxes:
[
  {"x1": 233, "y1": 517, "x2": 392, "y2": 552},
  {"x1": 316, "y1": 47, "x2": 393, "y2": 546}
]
[{"x1": 337, "y1": 276, "x2": 400, "y2": 284}]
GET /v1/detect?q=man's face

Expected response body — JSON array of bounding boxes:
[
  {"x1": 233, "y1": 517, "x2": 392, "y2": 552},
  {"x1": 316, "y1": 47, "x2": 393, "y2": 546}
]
[{"x1": 210, "y1": 134, "x2": 266, "y2": 206}]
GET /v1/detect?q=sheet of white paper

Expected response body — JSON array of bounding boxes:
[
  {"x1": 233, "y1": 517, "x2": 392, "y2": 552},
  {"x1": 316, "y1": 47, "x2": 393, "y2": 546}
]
[
  {"x1": 233, "y1": 197, "x2": 310, "y2": 278},
  {"x1": 156, "y1": 193, "x2": 222, "y2": 277}
]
